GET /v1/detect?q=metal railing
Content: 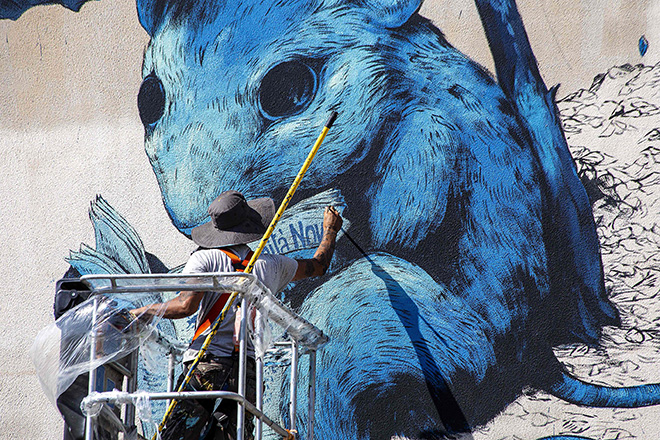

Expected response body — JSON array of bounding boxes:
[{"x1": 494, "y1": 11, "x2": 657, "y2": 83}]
[{"x1": 79, "y1": 272, "x2": 328, "y2": 440}]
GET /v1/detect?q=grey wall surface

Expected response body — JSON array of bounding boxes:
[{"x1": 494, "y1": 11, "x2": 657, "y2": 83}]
[{"x1": 1, "y1": 0, "x2": 658, "y2": 438}]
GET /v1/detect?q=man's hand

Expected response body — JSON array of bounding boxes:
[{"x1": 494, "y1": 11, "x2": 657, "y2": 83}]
[
  {"x1": 129, "y1": 306, "x2": 156, "y2": 324},
  {"x1": 293, "y1": 206, "x2": 343, "y2": 280},
  {"x1": 323, "y1": 206, "x2": 343, "y2": 233}
]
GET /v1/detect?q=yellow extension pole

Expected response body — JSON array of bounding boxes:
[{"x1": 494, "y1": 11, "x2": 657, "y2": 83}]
[{"x1": 153, "y1": 111, "x2": 338, "y2": 439}]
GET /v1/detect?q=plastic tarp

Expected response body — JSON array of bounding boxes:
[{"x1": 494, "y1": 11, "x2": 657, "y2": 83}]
[{"x1": 31, "y1": 272, "x2": 327, "y2": 418}]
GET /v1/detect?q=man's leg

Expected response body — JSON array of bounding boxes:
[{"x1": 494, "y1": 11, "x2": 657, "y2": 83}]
[
  {"x1": 161, "y1": 362, "x2": 229, "y2": 440},
  {"x1": 160, "y1": 397, "x2": 211, "y2": 440},
  {"x1": 207, "y1": 356, "x2": 257, "y2": 440},
  {"x1": 161, "y1": 357, "x2": 256, "y2": 440}
]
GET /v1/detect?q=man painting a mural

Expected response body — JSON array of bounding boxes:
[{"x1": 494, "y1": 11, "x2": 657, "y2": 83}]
[
  {"x1": 4, "y1": 0, "x2": 660, "y2": 439},
  {"x1": 129, "y1": 192, "x2": 343, "y2": 440}
]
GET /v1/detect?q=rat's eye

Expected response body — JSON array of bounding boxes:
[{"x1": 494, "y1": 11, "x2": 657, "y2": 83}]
[
  {"x1": 259, "y1": 60, "x2": 317, "y2": 119},
  {"x1": 138, "y1": 74, "x2": 166, "y2": 127}
]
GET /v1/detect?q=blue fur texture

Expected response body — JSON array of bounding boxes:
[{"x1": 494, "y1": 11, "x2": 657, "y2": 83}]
[
  {"x1": 5, "y1": 0, "x2": 658, "y2": 437},
  {"x1": 130, "y1": 0, "x2": 659, "y2": 437}
]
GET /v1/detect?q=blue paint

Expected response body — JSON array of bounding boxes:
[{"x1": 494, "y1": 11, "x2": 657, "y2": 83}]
[
  {"x1": 269, "y1": 254, "x2": 496, "y2": 437},
  {"x1": 639, "y1": 35, "x2": 649, "y2": 57},
  {"x1": 474, "y1": 0, "x2": 618, "y2": 346},
  {"x1": 289, "y1": 221, "x2": 307, "y2": 248},
  {"x1": 305, "y1": 223, "x2": 320, "y2": 245},
  {"x1": 7, "y1": 0, "x2": 656, "y2": 437},
  {"x1": 276, "y1": 235, "x2": 290, "y2": 254},
  {"x1": 538, "y1": 437, "x2": 593, "y2": 440},
  {"x1": 127, "y1": 0, "x2": 660, "y2": 436},
  {"x1": 552, "y1": 373, "x2": 660, "y2": 408}
]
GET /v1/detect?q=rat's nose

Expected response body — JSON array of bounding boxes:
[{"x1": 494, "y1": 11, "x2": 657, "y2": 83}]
[{"x1": 138, "y1": 73, "x2": 166, "y2": 128}]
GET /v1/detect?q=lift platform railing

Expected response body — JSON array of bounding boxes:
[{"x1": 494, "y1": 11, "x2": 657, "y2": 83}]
[{"x1": 78, "y1": 272, "x2": 328, "y2": 440}]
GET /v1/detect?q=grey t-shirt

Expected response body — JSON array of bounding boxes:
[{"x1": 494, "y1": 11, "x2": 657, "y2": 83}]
[{"x1": 182, "y1": 245, "x2": 298, "y2": 362}]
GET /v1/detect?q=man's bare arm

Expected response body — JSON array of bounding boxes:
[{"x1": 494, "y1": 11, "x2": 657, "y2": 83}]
[
  {"x1": 130, "y1": 290, "x2": 204, "y2": 322},
  {"x1": 292, "y1": 206, "x2": 343, "y2": 281}
]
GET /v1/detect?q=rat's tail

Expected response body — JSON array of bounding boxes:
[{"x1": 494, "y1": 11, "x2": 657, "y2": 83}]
[
  {"x1": 537, "y1": 436, "x2": 595, "y2": 440},
  {"x1": 549, "y1": 371, "x2": 660, "y2": 408}
]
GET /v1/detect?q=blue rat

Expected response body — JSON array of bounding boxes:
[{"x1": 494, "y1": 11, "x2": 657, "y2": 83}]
[
  {"x1": 5, "y1": 0, "x2": 660, "y2": 438},
  {"x1": 129, "y1": 0, "x2": 660, "y2": 437}
]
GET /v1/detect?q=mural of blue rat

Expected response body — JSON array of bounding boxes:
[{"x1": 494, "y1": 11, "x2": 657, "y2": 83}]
[
  {"x1": 133, "y1": 0, "x2": 660, "y2": 437},
  {"x1": 131, "y1": 0, "x2": 660, "y2": 435},
  {"x1": 5, "y1": 0, "x2": 660, "y2": 439}
]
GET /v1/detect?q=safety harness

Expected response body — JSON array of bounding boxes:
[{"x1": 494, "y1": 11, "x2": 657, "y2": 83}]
[{"x1": 191, "y1": 248, "x2": 254, "y2": 342}]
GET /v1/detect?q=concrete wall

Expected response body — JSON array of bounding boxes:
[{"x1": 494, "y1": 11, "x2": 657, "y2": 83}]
[
  {"x1": 1, "y1": 2, "x2": 194, "y2": 438},
  {"x1": 1, "y1": 1, "x2": 659, "y2": 439}
]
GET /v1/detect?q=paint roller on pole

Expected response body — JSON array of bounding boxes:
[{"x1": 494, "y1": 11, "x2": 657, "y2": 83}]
[
  {"x1": 246, "y1": 110, "x2": 338, "y2": 271},
  {"x1": 153, "y1": 110, "x2": 338, "y2": 439}
]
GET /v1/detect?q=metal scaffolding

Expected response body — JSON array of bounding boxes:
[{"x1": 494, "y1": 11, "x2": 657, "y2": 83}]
[{"x1": 78, "y1": 272, "x2": 328, "y2": 440}]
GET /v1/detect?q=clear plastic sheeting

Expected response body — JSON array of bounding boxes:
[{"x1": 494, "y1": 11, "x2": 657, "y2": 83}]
[
  {"x1": 81, "y1": 390, "x2": 152, "y2": 417},
  {"x1": 250, "y1": 287, "x2": 329, "y2": 355},
  {"x1": 134, "y1": 390, "x2": 157, "y2": 431},
  {"x1": 31, "y1": 272, "x2": 328, "y2": 421},
  {"x1": 30, "y1": 289, "x2": 185, "y2": 408},
  {"x1": 82, "y1": 272, "x2": 329, "y2": 353}
]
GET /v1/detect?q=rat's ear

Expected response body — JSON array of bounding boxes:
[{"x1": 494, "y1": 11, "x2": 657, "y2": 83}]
[
  {"x1": 359, "y1": 0, "x2": 423, "y2": 28},
  {"x1": 137, "y1": 0, "x2": 166, "y2": 36},
  {"x1": 137, "y1": 1, "x2": 196, "y2": 36}
]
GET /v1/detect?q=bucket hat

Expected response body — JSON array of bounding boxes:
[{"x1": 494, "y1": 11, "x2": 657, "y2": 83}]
[{"x1": 191, "y1": 190, "x2": 275, "y2": 248}]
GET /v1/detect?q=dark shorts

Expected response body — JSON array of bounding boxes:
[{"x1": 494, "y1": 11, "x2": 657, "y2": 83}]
[{"x1": 161, "y1": 354, "x2": 257, "y2": 440}]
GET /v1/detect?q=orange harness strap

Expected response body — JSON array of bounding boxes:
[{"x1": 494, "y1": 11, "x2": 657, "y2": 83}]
[{"x1": 191, "y1": 249, "x2": 254, "y2": 342}]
